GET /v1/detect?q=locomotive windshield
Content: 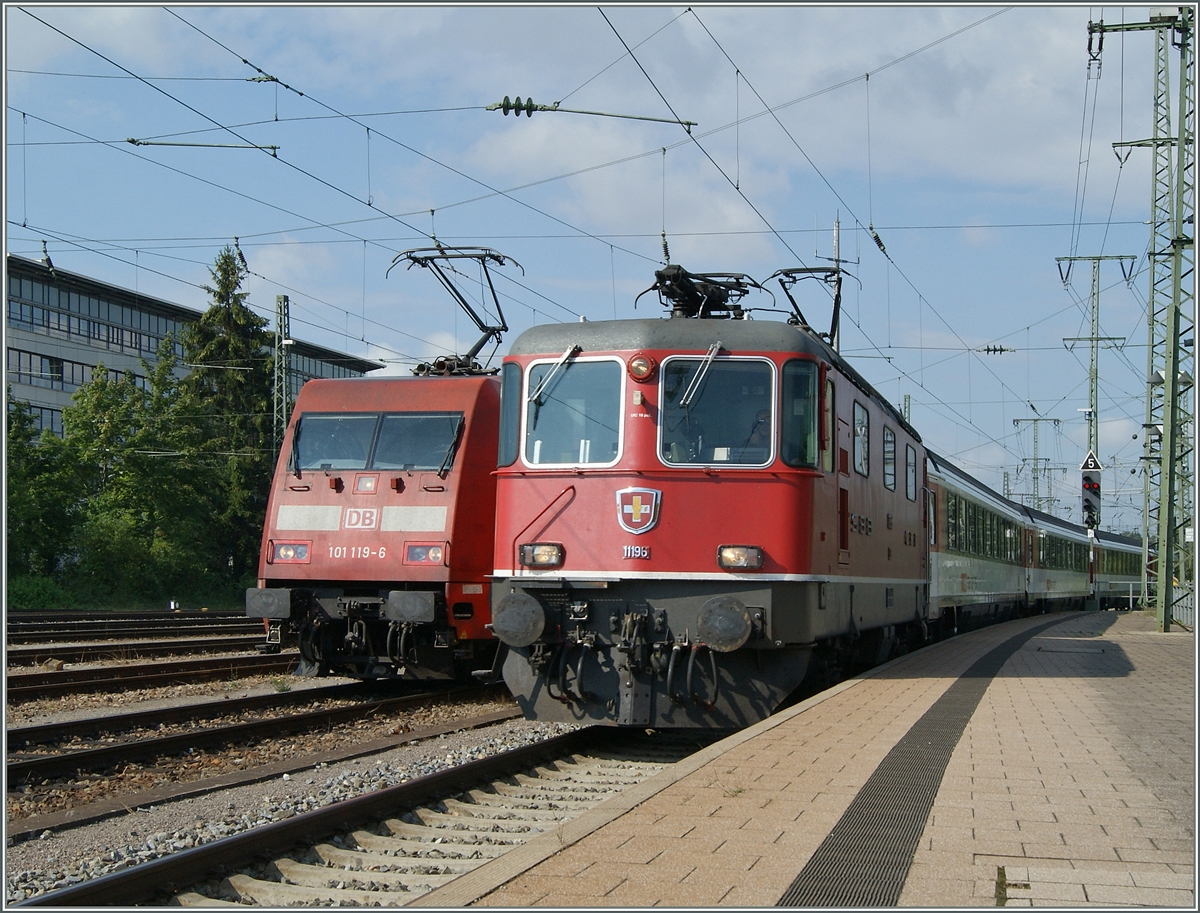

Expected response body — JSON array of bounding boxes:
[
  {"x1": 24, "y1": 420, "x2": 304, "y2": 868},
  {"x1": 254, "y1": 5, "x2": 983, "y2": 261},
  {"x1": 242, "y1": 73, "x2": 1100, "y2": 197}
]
[
  {"x1": 660, "y1": 358, "x2": 775, "y2": 465},
  {"x1": 293, "y1": 412, "x2": 464, "y2": 472},
  {"x1": 524, "y1": 358, "x2": 621, "y2": 465}
]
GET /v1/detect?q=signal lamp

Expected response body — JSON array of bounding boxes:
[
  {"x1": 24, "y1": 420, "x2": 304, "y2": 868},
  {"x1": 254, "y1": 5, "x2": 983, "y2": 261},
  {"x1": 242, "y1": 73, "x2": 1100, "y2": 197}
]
[
  {"x1": 520, "y1": 543, "x2": 565, "y2": 568},
  {"x1": 628, "y1": 353, "x2": 656, "y2": 382},
  {"x1": 717, "y1": 545, "x2": 765, "y2": 569}
]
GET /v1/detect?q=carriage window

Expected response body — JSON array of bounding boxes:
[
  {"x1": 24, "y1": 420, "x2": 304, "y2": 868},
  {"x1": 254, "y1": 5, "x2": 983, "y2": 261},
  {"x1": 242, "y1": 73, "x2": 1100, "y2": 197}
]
[
  {"x1": 525, "y1": 358, "x2": 621, "y2": 465},
  {"x1": 883, "y1": 427, "x2": 896, "y2": 490},
  {"x1": 781, "y1": 360, "x2": 818, "y2": 468},
  {"x1": 853, "y1": 401, "x2": 869, "y2": 475},
  {"x1": 906, "y1": 444, "x2": 917, "y2": 500},
  {"x1": 293, "y1": 414, "x2": 378, "y2": 470},
  {"x1": 374, "y1": 412, "x2": 463, "y2": 471},
  {"x1": 659, "y1": 358, "x2": 774, "y2": 466}
]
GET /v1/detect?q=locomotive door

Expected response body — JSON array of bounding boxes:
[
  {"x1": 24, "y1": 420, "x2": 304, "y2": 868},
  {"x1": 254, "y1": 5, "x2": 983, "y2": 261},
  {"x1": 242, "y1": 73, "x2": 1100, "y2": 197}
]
[{"x1": 837, "y1": 417, "x2": 850, "y2": 565}]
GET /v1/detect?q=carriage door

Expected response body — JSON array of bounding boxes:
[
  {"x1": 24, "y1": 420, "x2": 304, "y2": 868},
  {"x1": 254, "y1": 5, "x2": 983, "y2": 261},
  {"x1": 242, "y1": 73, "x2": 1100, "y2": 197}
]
[{"x1": 1025, "y1": 532, "x2": 1035, "y2": 592}]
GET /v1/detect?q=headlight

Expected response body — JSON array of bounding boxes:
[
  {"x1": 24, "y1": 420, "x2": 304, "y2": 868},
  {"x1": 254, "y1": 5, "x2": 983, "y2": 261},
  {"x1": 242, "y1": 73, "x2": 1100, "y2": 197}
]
[
  {"x1": 520, "y1": 543, "x2": 565, "y2": 568},
  {"x1": 271, "y1": 541, "x2": 311, "y2": 564},
  {"x1": 628, "y1": 353, "x2": 656, "y2": 381},
  {"x1": 405, "y1": 543, "x2": 446, "y2": 564},
  {"x1": 717, "y1": 545, "x2": 764, "y2": 569}
]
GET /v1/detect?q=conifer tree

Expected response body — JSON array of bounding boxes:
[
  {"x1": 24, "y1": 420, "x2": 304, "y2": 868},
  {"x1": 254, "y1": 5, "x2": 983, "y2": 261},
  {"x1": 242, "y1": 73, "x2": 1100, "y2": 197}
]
[{"x1": 181, "y1": 245, "x2": 274, "y2": 582}]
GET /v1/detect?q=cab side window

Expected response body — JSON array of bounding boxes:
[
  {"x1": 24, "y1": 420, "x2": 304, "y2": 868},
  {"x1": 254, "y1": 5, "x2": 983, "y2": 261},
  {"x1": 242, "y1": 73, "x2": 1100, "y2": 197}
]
[
  {"x1": 853, "y1": 401, "x2": 869, "y2": 476},
  {"x1": 883, "y1": 427, "x2": 896, "y2": 490}
]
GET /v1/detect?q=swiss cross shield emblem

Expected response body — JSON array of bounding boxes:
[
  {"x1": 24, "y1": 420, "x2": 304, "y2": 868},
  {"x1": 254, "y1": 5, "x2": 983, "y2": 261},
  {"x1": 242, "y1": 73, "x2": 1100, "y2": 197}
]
[{"x1": 616, "y1": 487, "x2": 661, "y2": 535}]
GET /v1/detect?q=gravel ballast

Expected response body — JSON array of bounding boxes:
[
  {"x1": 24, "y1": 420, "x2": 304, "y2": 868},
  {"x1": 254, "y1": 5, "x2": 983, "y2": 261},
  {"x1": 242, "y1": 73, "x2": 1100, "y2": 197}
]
[{"x1": 5, "y1": 717, "x2": 576, "y2": 903}]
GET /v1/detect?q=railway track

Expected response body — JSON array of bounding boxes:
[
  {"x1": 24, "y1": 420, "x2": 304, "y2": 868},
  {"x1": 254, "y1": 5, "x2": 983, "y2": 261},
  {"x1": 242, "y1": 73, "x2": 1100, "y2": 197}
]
[
  {"x1": 17, "y1": 727, "x2": 711, "y2": 907},
  {"x1": 7, "y1": 620, "x2": 263, "y2": 645},
  {"x1": 5, "y1": 637, "x2": 269, "y2": 667},
  {"x1": 6, "y1": 654, "x2": 300, "y2": 700},
  {"x1": 7, "y1": 685, "x2": 508, "y2": 784},
  {"x1": 9, "y1": 682, "x2": 375, "y2": 747}
]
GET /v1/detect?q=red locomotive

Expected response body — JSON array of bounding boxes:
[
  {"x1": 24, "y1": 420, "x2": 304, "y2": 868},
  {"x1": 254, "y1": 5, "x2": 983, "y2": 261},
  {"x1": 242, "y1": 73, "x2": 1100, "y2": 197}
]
[
  {"x1": 488, "y1": 267, "x2": 927, "y2": 727},
  {"x1": 246, "y1": 248, "x2": 515, "y2": 681}
]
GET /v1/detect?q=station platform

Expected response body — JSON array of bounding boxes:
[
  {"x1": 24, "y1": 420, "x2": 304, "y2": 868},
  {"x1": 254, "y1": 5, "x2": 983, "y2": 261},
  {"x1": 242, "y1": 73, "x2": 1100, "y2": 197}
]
[{"x1": 417, "y1": 610, "x2": 1195, "y2": 908}]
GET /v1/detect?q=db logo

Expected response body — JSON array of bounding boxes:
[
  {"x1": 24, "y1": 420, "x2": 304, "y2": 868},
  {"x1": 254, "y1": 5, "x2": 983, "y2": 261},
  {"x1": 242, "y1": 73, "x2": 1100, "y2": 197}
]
[{"x1": 342, "y1": 508, "x2": 378, "y2": 530}]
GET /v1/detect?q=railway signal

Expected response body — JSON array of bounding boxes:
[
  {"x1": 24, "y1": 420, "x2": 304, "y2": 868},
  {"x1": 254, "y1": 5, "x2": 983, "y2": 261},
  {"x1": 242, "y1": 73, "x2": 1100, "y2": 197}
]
[
  {"x1": 1081, "y1": 451, "x2": 1103, "y2": 528},
  {"x1": 1082, "y1": 474, "x2": 1101, "y2": 528}
]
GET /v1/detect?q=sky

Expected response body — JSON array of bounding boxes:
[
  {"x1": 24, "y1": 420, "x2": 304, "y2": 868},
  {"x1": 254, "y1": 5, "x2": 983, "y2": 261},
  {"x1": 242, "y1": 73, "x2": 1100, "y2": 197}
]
[{"x1": 4, "y1": 3, "x2": 1175, "y2": 534}]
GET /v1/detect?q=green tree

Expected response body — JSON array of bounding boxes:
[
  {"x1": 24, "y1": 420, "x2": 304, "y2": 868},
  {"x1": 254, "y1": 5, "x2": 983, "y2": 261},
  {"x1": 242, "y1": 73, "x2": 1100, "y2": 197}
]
[
  {"x1": 6, "y1": 391, "x2": 76, "y2": 580},
  {"x1": 181, "y1": 245, "x2": 274, "y2": 583},
  {"x1": 57, "y1": 341, "x2": 228, "y2": 603}
]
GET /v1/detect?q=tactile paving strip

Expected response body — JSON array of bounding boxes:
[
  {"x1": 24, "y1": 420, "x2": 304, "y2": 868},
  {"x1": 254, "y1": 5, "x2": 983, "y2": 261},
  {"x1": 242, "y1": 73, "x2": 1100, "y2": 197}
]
[{"x1": 777, "y1": 616, "x2": 1072, "y2": 907}]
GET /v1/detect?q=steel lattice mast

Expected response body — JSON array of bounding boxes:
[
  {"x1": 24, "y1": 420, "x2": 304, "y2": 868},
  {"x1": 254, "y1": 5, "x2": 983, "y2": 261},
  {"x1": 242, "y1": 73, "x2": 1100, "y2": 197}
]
[
  {"x1": 273, "y1": 294, "x2": 292, "y2": 458},
  {"x1": 1089, "y1": 8, "x2": 1195, "y2": 630}
]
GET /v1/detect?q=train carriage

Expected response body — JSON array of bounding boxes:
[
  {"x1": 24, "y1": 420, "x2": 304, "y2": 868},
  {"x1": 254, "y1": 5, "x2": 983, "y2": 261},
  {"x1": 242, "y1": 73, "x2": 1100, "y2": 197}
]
[
  {"x1": 1094, "y1": 530, "x2": 1144, "y2": 609},
  {"x1": 1023, "y1": 506, "x2": 1092, "y2": 611},
  {"x1": 927, "y1": 452, "x2": 1029, "y2": 631}
]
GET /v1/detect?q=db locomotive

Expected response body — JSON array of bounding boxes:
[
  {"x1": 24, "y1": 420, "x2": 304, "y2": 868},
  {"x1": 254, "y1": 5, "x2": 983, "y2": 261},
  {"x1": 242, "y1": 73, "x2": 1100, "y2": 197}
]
[
  {"x1": 245, "y1": 248, "x2": 515, "y2": 681},
  {"x1": 487, "y1": 265, "x2": 1143, "y2": 728}
]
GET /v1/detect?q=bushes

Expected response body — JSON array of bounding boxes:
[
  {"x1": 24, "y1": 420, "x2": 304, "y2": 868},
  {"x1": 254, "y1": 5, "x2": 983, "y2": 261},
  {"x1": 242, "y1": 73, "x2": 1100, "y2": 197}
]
[{"x1": 7, "y1": 576, "x2": 71, "y2": 611}]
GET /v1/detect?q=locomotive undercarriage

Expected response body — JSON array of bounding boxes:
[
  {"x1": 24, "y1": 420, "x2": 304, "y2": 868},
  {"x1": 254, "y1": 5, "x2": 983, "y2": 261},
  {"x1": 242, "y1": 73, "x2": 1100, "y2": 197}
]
[
  {"x1": 247, "y1": 585, "x2": 494, "y2": 680},
  {"x1": 492, "y1": 577, "x2": 933, "y2": 729}
]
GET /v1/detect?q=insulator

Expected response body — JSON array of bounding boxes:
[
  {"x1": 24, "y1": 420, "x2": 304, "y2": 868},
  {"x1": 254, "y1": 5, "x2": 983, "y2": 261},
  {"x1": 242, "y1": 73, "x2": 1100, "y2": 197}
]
[
  {"x1": 524, "y1": 97, "x2": 534, "y2": 116},
  {"x1": 661, "y1": 230, "x2": 671, "y2": 264},
  {"x1": 514, "y1": 97, "x2": 522, "y2": 114},
  {"x1": 502, "y1": 95, "x2": 511, "y2": 115}
]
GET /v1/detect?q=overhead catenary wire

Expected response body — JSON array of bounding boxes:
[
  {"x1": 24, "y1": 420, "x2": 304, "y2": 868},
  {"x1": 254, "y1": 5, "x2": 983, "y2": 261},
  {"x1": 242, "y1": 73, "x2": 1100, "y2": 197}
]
[
  {"x1": 683, "y1": 8, "x2": 1042, "y2": 462},
  {"x1": 16, "y1": 9, "x2": 1145, "y2": 471},
  {"x1": 161, "y1": 8, "x2": 655, "y2": 267},
  {"x1": 597, "y1": 10, "x2": 1021, "y2": 459},
  {"x1": 14, "y1": 7, "x2": 633, "y2": 349}
]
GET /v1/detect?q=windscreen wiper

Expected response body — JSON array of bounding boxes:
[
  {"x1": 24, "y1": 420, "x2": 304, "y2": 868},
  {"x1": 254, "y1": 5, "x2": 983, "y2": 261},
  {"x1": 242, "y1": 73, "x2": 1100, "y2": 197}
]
[
  {"x1": 678, "y1": 341, "x2": 722, "y2": 409},
  {"x1": 290, "y1": 422, "x2": 302, "y2": 477},
  {"x1": 436, "y1": 417, "x2": 465, "y2": 479},
  {"x1": 527, "y1": 345, "x2": 580, "y2": 405}
]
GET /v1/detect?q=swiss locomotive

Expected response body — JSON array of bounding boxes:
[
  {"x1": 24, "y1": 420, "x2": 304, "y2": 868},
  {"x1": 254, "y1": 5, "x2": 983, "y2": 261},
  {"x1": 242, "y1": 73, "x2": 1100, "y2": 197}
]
[
  {"x1": 245, "y1": 248, "x2": 515, "y2": 681},
  {"x1": 487, "y1": 265, "x2": 1143, "y2": 728}
]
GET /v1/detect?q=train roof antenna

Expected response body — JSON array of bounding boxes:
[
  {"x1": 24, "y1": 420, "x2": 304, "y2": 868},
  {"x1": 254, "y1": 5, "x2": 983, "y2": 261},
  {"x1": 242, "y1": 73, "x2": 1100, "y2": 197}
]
[{"x1": 389, "y1": 247, "x2": 522, "y2": 375}]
